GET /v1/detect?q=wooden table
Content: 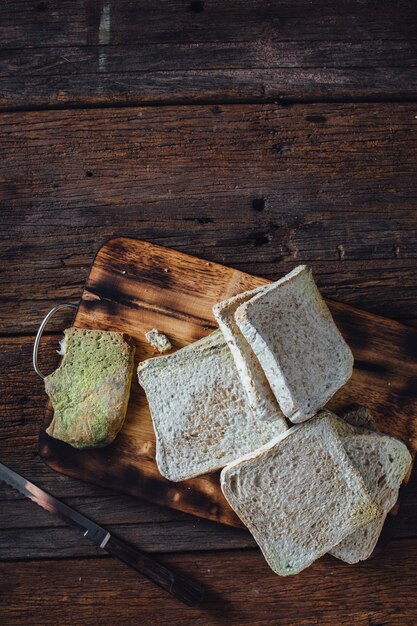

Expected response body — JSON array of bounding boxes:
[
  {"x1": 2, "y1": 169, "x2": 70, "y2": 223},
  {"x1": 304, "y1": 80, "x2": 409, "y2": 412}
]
[{"x1": 1, "y1": 2, "x2": 417, "y2": 624}]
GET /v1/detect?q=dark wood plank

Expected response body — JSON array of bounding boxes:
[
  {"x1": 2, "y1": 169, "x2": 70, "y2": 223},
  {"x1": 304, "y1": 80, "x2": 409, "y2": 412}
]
[
  {"x1": 2, "y1": 541, "x2": 417, "y2": 625},
  {"x1": 0, "y1": 486, "x2": 191, "y2": 527},
  {"x1": 1, "y1": 1, "x2": 417, "y2": 107},
  {"x1": 2, "y1": 479, "x2": 416, "y2": 535},
  {"x1": 0, "y1": 478, "x2": 409, "y2": 558},
  {"x1": 1, "y1": 103, "x2": 417, "y2": 336},
  {"x1": 0, "y1": 483, "x2": 415, "y2": 560},
  {"x1": 3, "y1": 0, "x2": 416, "y2": 48},
  {"x1": 2, "y1": 66, "x2": 417, "y2": 111},
  {"x1": 0, "y1": 522, "x2": 254, "y2": 560}
]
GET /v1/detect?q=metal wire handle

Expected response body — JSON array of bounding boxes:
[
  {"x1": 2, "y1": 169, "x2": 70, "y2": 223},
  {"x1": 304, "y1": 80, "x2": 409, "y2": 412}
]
[{"x1": 33, "y1": 303, "x2": 78, "y2": 379}]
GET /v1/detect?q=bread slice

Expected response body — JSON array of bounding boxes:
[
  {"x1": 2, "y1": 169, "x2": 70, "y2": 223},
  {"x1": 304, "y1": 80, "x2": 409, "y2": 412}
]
[
  {"x1": 330, "y1": 434, "x2": 412, "y2": 564},
  {"x1": 220, "y1": 412, "x2": 381, "y2": 576},
  {"x1": 323, "y1": 407, "x2": 412, "y2": 563},
  {"x1": 144, "y1": 328, "x2": 172, "y2": 353},
  {"x1": 137, "y1": 330, "x2": 288, "y2": 482},
  {"x1": 45, "y1": 328, "x2": 135, "y2": 449},
  {"x1": 234, "y1": 265, "x2": 354, "y2": 423},
  {"x1": 213, "y1": 286, "x2": 284, "y2": 422}
]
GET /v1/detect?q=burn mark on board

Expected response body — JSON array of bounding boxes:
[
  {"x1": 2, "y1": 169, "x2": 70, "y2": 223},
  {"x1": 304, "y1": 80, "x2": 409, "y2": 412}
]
[
  {"x1": 173, "y1": 480, "x2": 242, "y2": 526},
  {"x1": 81, "y1": 280, "x2": 213, "y2": 329},
  {"x1": 97, "y1": 258, "x2": 174, "y2": 294},
  {"x1": 82, "y1": 285, "x2": 119, "y2": 317},
  {"x1": 119, "y1": 465, "x2": 171, "y2": 502},
  {"x1": 39, "y1": 430, "x2": 85, "y2": 466},
  {"x1": 126, "y1": 261, "x2": 174, "y2": 289},
  {"x1": 101, "y1": 241, "x2": 174, "y2": 289}
]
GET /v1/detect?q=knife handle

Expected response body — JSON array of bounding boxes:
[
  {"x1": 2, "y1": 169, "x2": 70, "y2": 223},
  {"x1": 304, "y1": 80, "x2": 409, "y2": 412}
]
[{"x1": 104, "y1": 534, "x2": 205, "y2": 607}]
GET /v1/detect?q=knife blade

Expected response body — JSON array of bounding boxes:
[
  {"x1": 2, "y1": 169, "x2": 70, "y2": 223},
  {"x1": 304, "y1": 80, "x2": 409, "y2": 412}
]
[{"x1": 0, "y1": 462, "x2": 204, "y2": 606}]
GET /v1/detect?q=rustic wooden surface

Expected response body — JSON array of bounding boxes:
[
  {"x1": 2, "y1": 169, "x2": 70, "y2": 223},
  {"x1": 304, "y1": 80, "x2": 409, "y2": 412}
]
[
  {"x1": 1, "y1": 0, "x2": 417, "y2": 109},
  {"x1": 1, "y1": 1, "x2": 417, "y2": 624},
  {"x1": 1, "y1": 103, "x2": 417, "y2": 338},
  {"x1": 39, "y1": 237, "x2": 417, "y2": 528}
]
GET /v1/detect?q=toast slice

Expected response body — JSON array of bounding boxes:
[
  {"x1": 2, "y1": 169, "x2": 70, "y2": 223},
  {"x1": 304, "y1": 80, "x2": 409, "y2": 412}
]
[
  {"x1": 234, "y1": 265, "x2": 354, "y2": 423},
  {"x1": 330, "y1": 433, "x2": 412, "y2": 563},
  {"x1": 325, "y1": 407, "x2": 412, "y2": 563},
  {"x1": 213, "y1": 286, "x2": 284, "y2": 422},
  {"x1": 220, "y1": 412, "x2": 380, "y2": 576},
  {"x1": 137, "y1": 330, "x2": 288, "y2": 482},
  {"x1": 45, "y1": 328, "x2": 135, "y2": 449}
]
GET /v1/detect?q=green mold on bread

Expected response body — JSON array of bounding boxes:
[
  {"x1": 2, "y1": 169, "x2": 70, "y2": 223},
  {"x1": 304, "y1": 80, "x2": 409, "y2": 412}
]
[{"x1": 44, "y1": 328, "x2": 135, "y2": 449}]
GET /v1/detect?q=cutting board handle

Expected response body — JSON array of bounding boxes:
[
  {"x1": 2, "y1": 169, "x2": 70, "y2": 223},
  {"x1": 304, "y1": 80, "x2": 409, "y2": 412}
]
[{"x1": 33, "y1": 303, "x2": 77, "y2": 379}]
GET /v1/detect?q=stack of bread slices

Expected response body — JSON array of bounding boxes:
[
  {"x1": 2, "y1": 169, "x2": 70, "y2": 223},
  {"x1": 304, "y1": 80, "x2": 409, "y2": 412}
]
[{"x1": 138, "y1": 265, "x2": 411, "y2": 575}]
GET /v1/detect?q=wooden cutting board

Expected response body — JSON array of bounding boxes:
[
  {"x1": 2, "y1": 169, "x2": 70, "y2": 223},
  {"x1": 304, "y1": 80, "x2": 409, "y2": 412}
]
[{"x1": 40, "y1": 237, "x2": 417, "y2": 528}]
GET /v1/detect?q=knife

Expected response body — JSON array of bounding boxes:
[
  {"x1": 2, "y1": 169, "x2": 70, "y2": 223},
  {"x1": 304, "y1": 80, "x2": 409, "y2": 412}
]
[{"x1": 0, "y1": 462, "x2": 204, "y2": 607}]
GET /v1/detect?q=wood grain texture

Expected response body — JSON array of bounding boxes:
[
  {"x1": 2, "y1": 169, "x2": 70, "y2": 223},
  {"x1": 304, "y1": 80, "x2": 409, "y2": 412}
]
[
  {"x1": 1, "y1": 103, "x2": 417, "y2": 337},
  {"x1": 1, "y1": 0, "x2": 417, "y2": 108},
  {"x1": 1, "y1": 3, "x2": 417, "y2": 621},
  {"x1": 2, "y1": 541, "x2": 417, "y2": 625},
  {"x1": 0, "y1": 521, "x2": 254, "y2": 561},
  {"x1": 38, "y1": 237, "x2": 417, "y2": 528}
]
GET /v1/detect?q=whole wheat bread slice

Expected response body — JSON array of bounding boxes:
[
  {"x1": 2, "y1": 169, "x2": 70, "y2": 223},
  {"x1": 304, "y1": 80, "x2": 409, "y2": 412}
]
[
  {"x1": 213, "y1": 286, "x2": 284, "y2": 422},
  {"x1": 45, "y1": 328, "x2": 135, "y2": 449},
  {"x1": 234, "y1": 265, "x2": 354, "y2": 423},
  {"x1": 137, "y1": 330, "x2": 288, "y2": 482},
  {"x1": 220, "y1": 412, "x2": 380, "y2": 576},
  {"x1": 329, "y1": 408, "x2": 412, "y2": 564}
]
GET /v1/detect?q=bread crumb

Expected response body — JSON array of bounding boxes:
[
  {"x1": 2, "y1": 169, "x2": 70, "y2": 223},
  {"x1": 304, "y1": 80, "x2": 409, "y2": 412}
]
[
  {"x1": 337, "y1": 244, "x2": 345, "y2": 260},
  {"x1": 145, "y1": 329, "x2": 172, "y2": 353}
]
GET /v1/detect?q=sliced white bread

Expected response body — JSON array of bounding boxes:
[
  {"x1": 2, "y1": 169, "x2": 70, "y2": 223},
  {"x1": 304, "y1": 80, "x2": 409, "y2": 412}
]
[
  {"x1": 213, "y1": 286, "x2": 284, "y2": 422},
  {"x1": 324, "y1": 407, "x2": 411, "y2": 563},
  {"x1": 220, "y1": 412, "x2": 381, "y2": 576},
  {"x1": 137, "y1": 330, "x2": 288, "y2": 482},
  {"x1": 234, "y1": 265, "x2": 354, "y2": 423}
]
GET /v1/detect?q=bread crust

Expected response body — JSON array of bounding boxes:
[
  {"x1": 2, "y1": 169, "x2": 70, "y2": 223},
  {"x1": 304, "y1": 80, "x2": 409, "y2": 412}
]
[{"x1": 213, "y1": 286, "x2": 284, "y2": 422}]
